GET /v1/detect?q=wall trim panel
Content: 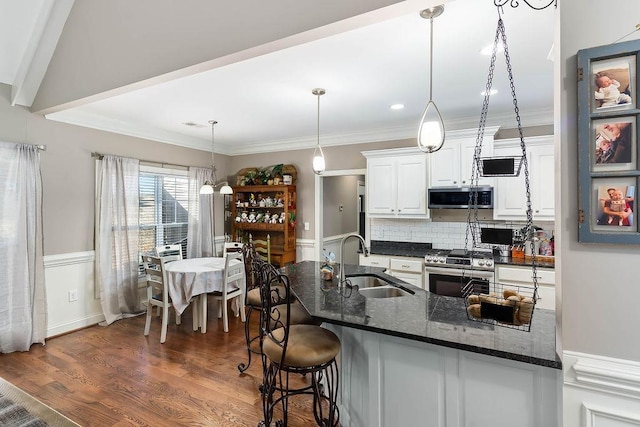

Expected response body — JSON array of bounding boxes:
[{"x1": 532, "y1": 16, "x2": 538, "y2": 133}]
[
  {"x1": 565, "y1": 351, "x2": 640, "y2": 399},
  {"x1": 44, "y1": 250, "x2": 94, "y2": 267},
  {"x1": 564, "y1": 351, "x2": 640, "y2": 427},
  {"x1": 297, "y1": 238, "x2": 316, "y2": 262},
  {"x1": 582, "y1": 401, "x2": 640, "y2": 427},
  {"x1": 43, "y1": 250, "x2": 103, "y2": 338}
]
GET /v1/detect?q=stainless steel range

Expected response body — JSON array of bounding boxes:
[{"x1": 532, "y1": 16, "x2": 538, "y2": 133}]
[
  {"x1": 424, "y1": 249, "x2": 494, "y2": 297},
  {"x1": 424, "y1": 248, "x2": 494, "y2": 271}
]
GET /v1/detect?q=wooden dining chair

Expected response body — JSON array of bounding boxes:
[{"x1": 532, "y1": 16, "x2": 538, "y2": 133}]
[
  {"x1": 203, "y1": 251, "x2": 247, "y2": 333},
  {"x1": 142, "y1": 255, "x2": 181, "y2": 343},
  {"x1": 250, "y1": 234, "x2": 271, "y2": 263}
]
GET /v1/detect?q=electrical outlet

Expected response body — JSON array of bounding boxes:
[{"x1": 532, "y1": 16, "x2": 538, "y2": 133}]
[
  {"x1": 304, "y1": 222, "x2": 310, "y2": 231},
  {"x1": 68, "y1": 290, "x2": 78, "y2": 302}
]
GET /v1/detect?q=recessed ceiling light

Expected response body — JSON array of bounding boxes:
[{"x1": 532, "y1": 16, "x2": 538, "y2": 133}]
[
  {"x1": 481, "y1": 89, "x2": 498, "y2": 96},
  {"x1": 480, "y1": 42, "x2": 504, "y2": 56},
  {"x1": 390, "y1": 104, "x2": 405, "y2": 110},
  {"x1": 182, "y1": 121, "x2": 207, "y2": 128}
]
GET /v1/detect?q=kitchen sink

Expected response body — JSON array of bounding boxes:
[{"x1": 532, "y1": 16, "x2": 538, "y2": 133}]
[
  {"x1": 344, "y1": 274, "x2": 413, "y2": 298},
  {"x1": 344, "y1": 275, "x2": 392, "y2": 289},
  {"x1": 357, "y1": 286, "x2": 410, "y2": 298}
]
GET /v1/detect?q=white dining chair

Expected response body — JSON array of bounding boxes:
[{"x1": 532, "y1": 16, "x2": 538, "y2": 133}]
[
  {"x1": 156, "y1": 244, "x2": 183, "y2": 259},
  {"x1": 142, "y1": 255, "x2": 181, "y2": 343},
  {"x1": 202, "y1": 251, "x2": 246, "y2": 333},
  {"x1": 223, "y1": 241, "x2": 243, "y2": 256}
]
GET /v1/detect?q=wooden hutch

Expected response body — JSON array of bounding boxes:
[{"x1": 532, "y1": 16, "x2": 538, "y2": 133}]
[{"x1": 231, "y1": 184, "x2": 297, "y2": 266}]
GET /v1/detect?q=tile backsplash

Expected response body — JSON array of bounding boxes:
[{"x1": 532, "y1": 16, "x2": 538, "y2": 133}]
[{"x1": 370, "y1": 218, "x2": 553, "y2": 250}]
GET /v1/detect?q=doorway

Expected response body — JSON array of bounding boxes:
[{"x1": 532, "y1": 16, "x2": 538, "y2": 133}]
[{"x1": 314, "y1": 169, "x2": 366, "y2": 263}]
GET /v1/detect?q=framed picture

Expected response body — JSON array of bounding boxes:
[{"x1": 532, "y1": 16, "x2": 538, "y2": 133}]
[
  {"x1": 578, "y1": 39, "x2": 640, "y2": 244},
  {"x1": 591, "y1": 56, "x2": 635, "y2": 113},
  {"x1": 592, "y1": 178, "x2": 636, "y2": 232},
  {"x1": 592, "y1": 116, "x2": 636, "y2": 172}
]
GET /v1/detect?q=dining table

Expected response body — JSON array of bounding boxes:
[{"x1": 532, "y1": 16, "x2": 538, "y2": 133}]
[{"x1": 164, "y1": 257, "x2": 245, "y2": 333}]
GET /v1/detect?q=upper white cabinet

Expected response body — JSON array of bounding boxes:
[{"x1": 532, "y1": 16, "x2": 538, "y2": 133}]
[
  {"x1": 429, "y1": 127, "x2": 499, "y2": 188},
  {"x1": 362, "y1": 148, "x2": 429, "y2": 219},
  {"x1": 493, "y1": 135, "x2": 555, "y2": 221}
]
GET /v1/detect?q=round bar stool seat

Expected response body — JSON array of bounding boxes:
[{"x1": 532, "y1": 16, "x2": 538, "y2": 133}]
[{"x1": 263, "y1": 325, "x2": 340, "y2": 367}]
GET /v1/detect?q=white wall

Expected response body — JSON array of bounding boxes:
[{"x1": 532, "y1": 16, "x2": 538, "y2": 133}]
[
  {"x1": 559, "y1": 1, "x2": 640, "y2": 424},
  {"x1": 558, "y1": 0, "x2": 640, "y2": 365}
]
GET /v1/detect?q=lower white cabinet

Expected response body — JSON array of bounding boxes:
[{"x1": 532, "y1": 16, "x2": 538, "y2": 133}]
[
  {"x1": 496, "y1": 264, "x2": 556, "y2": 310},
  {"x1": 359, "y1": 254, "x2": 424, "y2": 289},
  {"x1": 387, "y1": 258, "x2": 424, "y2": 289},
  {"x1": 330, "y1": 325, "x2": 560, "y2": 427},
  {"x1": 358, "y1": 254, "x2": 390, "y2": 269}
]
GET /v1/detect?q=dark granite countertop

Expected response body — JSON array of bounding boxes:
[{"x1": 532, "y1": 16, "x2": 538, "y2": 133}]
[
  {"x1": 368, "y1": 240, "x2": 555, "y2": 269},
  {"x1": 494, "y1": 256, "x2": 555, "y2": 269},
  {"x1": 283, "y1": 261, "x2": 561, "y2": 369},
  {"x1": 367, "y1": 240, "x2": 432, "y2": 258}
]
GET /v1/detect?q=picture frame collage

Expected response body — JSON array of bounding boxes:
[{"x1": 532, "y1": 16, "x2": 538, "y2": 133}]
[{"x1": 578, "y1": 40, "x2": 640, "y2": 244}]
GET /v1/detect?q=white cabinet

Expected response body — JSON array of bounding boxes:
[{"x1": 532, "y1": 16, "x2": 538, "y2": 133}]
[
  {"x1": 332, "y1": 325, "x2": 560, "y2": 427},
  {"x1": 493, "y1": 136, "x2": 555, "y2": 221},
  {"x1": 429, "y1": 127, "x2": 498, "y2": 188},
  {"x1": 358, "y1": 254, "x2": 390, "y2": 269},
  {"x1": 359, "y1": 254, "x2": 424, "y2": 289},
  {"x1": 363, "y1": 148, "x2": 428, "y2": 218},
  {"x1": 496, "y1": 264, "x2": 555, "y2": 310},
  {"x1": 388, "y1": 258, "x2": 424, "y2": 289}
]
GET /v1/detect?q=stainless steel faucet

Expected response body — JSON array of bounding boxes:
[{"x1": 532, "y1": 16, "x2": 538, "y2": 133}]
[{"x1": 338, "y1": 233, "x2": 369, "y2": 288}]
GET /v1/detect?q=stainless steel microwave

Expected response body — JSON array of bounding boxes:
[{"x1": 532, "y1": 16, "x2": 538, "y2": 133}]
[{"x1": 428, "y1": 187, "x2": 494, "y2": 209}]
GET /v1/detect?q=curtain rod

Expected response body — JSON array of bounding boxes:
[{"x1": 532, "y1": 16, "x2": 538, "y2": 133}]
[{"x1": 91, "y1": 151, "x2": 192, "y2": 170}]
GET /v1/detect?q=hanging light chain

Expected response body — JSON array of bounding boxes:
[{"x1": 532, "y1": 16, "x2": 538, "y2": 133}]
[
  {"x1": 494, "y1": 0, "x2": 556, "y2": 10},
  {"x1": 429, "y1": 14, "x2": 434, "y2": 101},
  {"x1": 209, "y1": 119, "x2": 218, "y2": 182},
  {"x1": 317, "y1": 91, "x2": 321, "y2": 148}
]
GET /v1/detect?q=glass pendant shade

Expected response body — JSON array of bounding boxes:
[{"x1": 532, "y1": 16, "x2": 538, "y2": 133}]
[
  {"x1": 312, "y1": 145, "x2": 326, "y2": 175},
  {"x1": 311, "y1": 87, "x2": 326, "y2": 175},
  {"x1": 219, "y1": 184, "x2": 233, "y2": 195},
  {"x1": 417, "y1": 5, "x2": 445, "y2": 154},
  {"x1": 200, "y1": 183, "x2": 214, "y2": 194},
  {"x1": 417, "y1": 100, "x2": 445, "y2": 153}
]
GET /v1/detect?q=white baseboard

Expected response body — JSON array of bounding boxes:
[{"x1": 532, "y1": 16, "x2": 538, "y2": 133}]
[
  {"x1": 564, "y1": 351, "x2": 640, "y2": 427},
  {"x1": 47, "y1": 314, "x2": 105, "y2": 338}
]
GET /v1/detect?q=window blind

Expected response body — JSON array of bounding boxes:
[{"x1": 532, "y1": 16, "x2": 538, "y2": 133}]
[{"x1": 139, "y1": 166, "x2": 189, "y2": 259}]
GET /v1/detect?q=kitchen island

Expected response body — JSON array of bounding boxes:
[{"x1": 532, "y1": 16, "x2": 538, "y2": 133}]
[{"x1": 283, "y1": 261, "x2": 560, "y2": 427}]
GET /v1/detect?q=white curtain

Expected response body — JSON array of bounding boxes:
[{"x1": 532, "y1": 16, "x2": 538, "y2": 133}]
[
  {"x1": 0, "y1": 142, "x2": 46, "y2": 353},
  {"x1": 95, "y1": 155, "x2": 141, "y2": 325},
  {"x1": 187, "y1": 167, "x2": 215, "y2": 258}
]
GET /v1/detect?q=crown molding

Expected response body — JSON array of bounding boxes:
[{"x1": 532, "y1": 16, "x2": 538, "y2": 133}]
[{"x1": 46, "y1": 106, "x2": 553, "y2": 157}]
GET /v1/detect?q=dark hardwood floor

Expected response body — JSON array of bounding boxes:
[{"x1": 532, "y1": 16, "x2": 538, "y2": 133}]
[{"x1": 0, "y1": 304, "x2": 326, "y2": 426}]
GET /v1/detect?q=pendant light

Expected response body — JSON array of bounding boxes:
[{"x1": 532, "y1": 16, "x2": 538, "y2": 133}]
[
  {"x1": 417, "y1": 5, "x2": 446, "y2": 153},
  {"x1": 200, "y1": 120, "x2": 233, "y2": 195},
  {"x1": 312, "y1": 88, "x2": 326, "y2": 175}
]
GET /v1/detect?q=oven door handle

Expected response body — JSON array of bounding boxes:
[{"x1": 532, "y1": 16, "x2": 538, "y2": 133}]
[{"x1": 424, "y1": 265, "x2": 494, "y2": 279}]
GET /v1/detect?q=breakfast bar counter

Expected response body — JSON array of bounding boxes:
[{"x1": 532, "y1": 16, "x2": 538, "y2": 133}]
[
  {"x1": 282, "y1": 261, "x2": 561, "y2": 427},
  {"x1": 283, "y1": 261, "x2": 560, "y2": 368}
]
